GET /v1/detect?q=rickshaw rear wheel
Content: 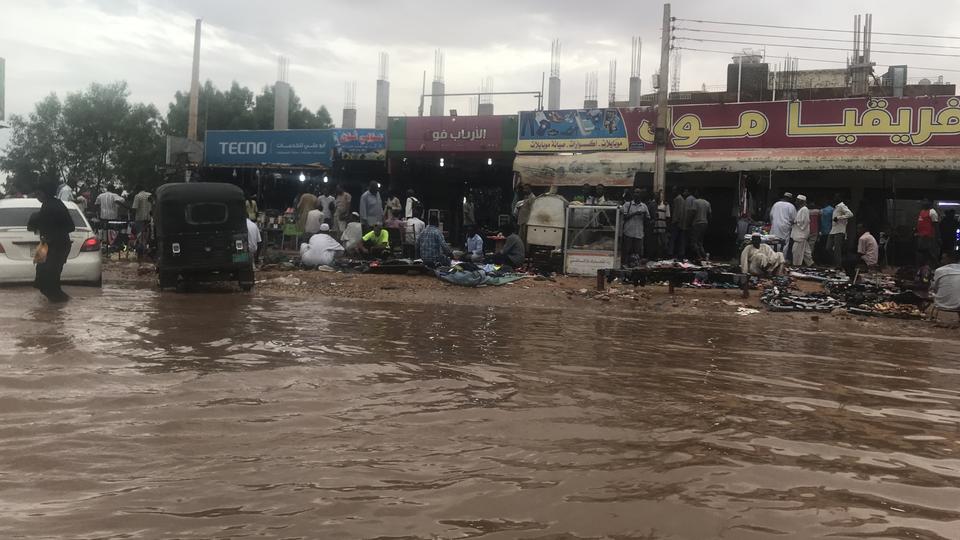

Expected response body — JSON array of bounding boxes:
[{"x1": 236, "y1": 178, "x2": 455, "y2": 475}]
[
  {"x1": 157, "y1": 271, "x2": 177, "y2": 290},
  {"x1": 239, "y1": 268, "x2": 255, "y2": 292}
]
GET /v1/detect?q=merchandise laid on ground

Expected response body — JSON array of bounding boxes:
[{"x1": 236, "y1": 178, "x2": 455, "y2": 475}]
[
  {"x1": 761, "y1": 271, "x2": 928, "y2": 318},
  {"x1": 250, "y1": 245, "x2": 949, "y2": 323},
  {"x1": 598, "y1": 260, "x2": 750, "y2": 291}
]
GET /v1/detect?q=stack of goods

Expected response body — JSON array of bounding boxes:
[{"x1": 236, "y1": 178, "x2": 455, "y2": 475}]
[
  {"x1": 850, "y1": 302, "x2": 923, "y2": 319},
  {"x1": 788, "y1": 267, "x2": 850, "y2": 284},
  {"x1": 646, "y1": 259, "x2": 703, "y2": 270},
  {"x1": 761, "y1": 285, "x2": 845, "y2": 312},
  {"x1": 826, "y1": 281, "x2": 926, "y2": 319}
]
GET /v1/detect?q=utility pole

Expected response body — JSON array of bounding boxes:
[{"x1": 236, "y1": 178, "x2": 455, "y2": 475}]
[
  {"x1": 187, "y1": 19, "x2": 202, "y2": 142},
  {"x1": 418, "y1": 70, "x2": 426, "y2": 117},
  {"x1": 653, "y1": 3, "x2": 671, "y2": 197},
  {"x1": 736, "y1": 55, "x2": 743, "y2": 103}
]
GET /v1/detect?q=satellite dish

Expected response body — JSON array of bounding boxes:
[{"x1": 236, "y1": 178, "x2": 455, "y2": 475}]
[{"x1": 919, "y1": 78, "x2": 931, "y2": 85}]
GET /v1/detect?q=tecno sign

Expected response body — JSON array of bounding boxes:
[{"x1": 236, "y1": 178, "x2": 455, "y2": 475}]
[{"x1": 219, "y1": 142, "x2": 267, "y2": 155}]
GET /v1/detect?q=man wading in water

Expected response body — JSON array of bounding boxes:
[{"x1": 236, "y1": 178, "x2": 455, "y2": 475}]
[{"x1": 28, "y1": 181, "x2": 76, "y2": 303}]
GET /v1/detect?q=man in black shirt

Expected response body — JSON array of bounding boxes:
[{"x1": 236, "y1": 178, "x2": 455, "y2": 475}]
[{"x1": 28, "y1": 181, "x2": 75, "y2": 302}]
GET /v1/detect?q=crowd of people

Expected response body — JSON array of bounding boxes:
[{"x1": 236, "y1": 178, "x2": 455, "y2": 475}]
[
  {"x1": 564, "y1": 184, "x2": 714, "y2": 266},
  {"x1": 738, "y1": 191, "x2": 960, "y2": 317},
  {"x1": 18, "y1": 176, "x2": 958, "y2": 317},
  {"x1": 741, "y1": 191, "x2": 960, "y2": 278},
  {"x1": 50, "y1": 179, "x2": 154, "y2": 257},
  {"x1": 275, "y1": 181, "x2": 526, "y2": 271}
]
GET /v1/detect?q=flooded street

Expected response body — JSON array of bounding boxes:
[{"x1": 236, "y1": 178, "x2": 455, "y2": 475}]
[{"x1": 1, "y1": 284, "x2": 959, "y2": 539}]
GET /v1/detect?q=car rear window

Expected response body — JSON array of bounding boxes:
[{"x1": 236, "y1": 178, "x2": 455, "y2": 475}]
[
  {"x1": 0, "y1": 207, "x2": 89, "y2": 229},
  {"x1": 186, "y1": 203, "x2": 228, "y2": 225}
]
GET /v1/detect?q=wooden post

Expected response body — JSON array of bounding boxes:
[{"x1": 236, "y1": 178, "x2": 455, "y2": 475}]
[{"x1": 596, "y1": 269, "x2": 606, "y2": 291}]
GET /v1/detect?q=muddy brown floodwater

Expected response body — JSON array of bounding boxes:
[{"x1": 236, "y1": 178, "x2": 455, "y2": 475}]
[{"x1": 1, "y1": 282, "x2": 960, "y2": 540}]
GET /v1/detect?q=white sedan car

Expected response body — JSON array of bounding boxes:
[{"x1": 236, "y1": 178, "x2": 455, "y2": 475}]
[{"x1": 0, "y1": 198, "x2": 102, "y2": 286}]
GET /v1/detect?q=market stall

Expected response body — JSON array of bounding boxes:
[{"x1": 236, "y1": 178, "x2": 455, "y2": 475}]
[{"x1": 565, "y1": 205, "x2": 620, "y2": 276}]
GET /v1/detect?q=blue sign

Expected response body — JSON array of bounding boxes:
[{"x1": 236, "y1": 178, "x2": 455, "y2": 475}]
[
  {"x1": 517, "y1": 109, "x2": 628, "y2": 152},
  {"x1": 205, "y1": 130, "x2": 333, "y2": 167},
  {"x1": 331, "y1": 129, "x2": 387, "y2": 161}
]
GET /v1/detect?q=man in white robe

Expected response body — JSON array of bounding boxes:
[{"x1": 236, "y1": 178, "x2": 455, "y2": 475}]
[
  {"x1": 790, "y1": 194, "x2": 813, "y2": 267},
  {"x1": 300, "y1": 224, "x2": 344, "y2": 267},
  {"x1": 741, "y1": 235, "x2": 785, "y2": 276}
]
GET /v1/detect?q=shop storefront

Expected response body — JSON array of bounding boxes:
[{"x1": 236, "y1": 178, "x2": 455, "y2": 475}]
[
  {"x1": 199, "y1": 128, "x2": 387, "y2": 213},
  {"x1": 514, "y1": 98, "x2": 960, "y2": 260},
  {"x1": 387, "y1": 115, "x2": 518, "y2": 243}
]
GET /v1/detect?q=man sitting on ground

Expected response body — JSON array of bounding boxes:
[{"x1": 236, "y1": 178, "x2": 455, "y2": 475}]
[
  {"x1": 300, "y1": 223, "x2": 344, "y2": 267},
  {"x1": 304, "y1": 206, "x2": 325, "y2": 237},
  {"x1": 466, "y1": 225, "x2": 484, "y2": 263},
  {"x1": 843, "y1": 223, "x2": 880, "y2": 281},
  {"x1": 403, "y1": 212, "x2": 425, "y2": 259},
  {"x1": 740, "y1": 234, "x2": 785, "y2": 276},
  {"x1": 417, "y1": 215, "x2": 453, "y2": 267},
  {"x1": 360, "y1": 222, "x2": 390, "y2": 259},
  {"x1": 494, "y1": 223, "x2": 525, "y2": 268},
  {"x1": 931, "y1": 251, "x2": 960, "y2": 320},
  {"x1": 340, "y1": 212, "x2": 364, "y2": 257},
  {"x1": 857, "y1": 223, "x2": 879, "y2": 271}
]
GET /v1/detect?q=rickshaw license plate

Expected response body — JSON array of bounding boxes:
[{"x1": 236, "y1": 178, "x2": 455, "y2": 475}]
[{"x1": 232, "y1": 253, "x2": 250, "y2": 263}]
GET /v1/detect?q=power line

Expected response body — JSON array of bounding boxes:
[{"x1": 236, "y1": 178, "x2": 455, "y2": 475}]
[
  {"x1": 674, "y1": 27, "x2": 960, "y2": 51},
  {"x1": 675, "y1": 46, "x2": 960, "y2": 74},
  {"x1": 674, "y1": 17, "x2": 960, "y2": 41},
  {"x1": 675, "y1": 46, "x2": 844, "y2": 65},
  {"x1": 674, "y1": 36, "x2": 960, "y2": 58}
]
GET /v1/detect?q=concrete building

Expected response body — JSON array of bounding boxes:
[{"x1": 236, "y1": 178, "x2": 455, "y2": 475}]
[
  {"x1": 273, "y1": 81, "x2": 290, "y2": 130},
  {"x1": 548, "y1": 39, "x2": 561, "y2": 110},
  {"x1": 375, "y1": 52, "x2": 389, "y2": 130},
  {"x1": 635, "y1": 58, "x2": 954, "y2": 105},
  {"x1": 342, "y1": 81, "x2": 357, "y2": 129},
  {"x1": 628, "y1": 37, "x2": 641, "y2": 107},
  {"x1": 430, "y1": 50, "x2": 445, "y2": 116}
]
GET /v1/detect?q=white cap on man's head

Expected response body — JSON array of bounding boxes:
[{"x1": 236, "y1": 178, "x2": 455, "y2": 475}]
[
  {"x1": 320, "y1": 223, "x2": 330, "y2": 232},
  {"x1": 796, "y1": 194, "x2": 807, "y2": 202},
  {"x1": 784, "y1": 192, "x2": 793, "y2": 198}
]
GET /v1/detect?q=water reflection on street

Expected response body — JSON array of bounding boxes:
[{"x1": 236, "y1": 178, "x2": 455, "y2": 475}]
[{"x1": 1, "y1": 284, "x2": 959, "y2": 539}]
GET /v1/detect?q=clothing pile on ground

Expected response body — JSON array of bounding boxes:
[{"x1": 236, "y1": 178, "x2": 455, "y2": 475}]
[{"x1": 436, "y1": 262, "x2": 528, "y2": 288}]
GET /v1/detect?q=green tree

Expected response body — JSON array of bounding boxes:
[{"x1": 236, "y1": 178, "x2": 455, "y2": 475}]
[
  {"x1": 165, "y1": 81, "x2": 334, "y2": 140},
  {"x1": 166, "y1": 81, "x2": 257, "y2": 140},
  {"x1": 252, "y1": 84, "x2": 335, "y2": 130},
  {"x1": 0, "y1": 82, "x2": 165, "y2": 195},
  {"x1": 114, "y1": 103, "x2": 167, "y2": 191},
  {"x1": 0, "y1": 94, "x2": 67, "y2": 195}
]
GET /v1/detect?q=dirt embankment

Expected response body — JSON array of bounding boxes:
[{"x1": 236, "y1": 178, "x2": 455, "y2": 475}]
[{"x1": 103, "y1": 261, "x2": 959, "y2": 336}]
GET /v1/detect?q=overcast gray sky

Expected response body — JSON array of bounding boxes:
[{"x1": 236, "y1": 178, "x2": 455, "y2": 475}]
[{"x1": 2, "y1": 0, "x2": 960, "y2": 144}]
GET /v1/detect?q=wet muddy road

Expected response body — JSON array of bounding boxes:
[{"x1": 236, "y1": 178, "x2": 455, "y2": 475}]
[{"x1": 1, "y1": 284, "x2": 960, "y2": 539}]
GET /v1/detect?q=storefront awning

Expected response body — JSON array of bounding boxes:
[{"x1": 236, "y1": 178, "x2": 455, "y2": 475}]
[{"x1": 514, "y1": 148, "x2": 960, "y2": 187}]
